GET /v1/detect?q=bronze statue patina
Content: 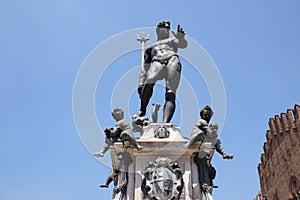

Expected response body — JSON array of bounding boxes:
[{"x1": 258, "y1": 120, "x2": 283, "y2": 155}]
[
  {"x1": 137, "y1": 21, "x2": 188, "y2": 123},
  {"x1": 132, "y1": 103, "x2": 160, "y2": 133},
  {"x1": 100, "y1": 151, "x2": 133, "y2": 200},
  {"x1": 184, "y1": 106, "x2": 233, "y2": 196},
  {"x1": 194, "y1": 123, "x2": 233, "y2": 195},
  {"x1": 184, "y1": 106, "x2": 233, "y2": 157},
  {"x1": 183, "y1": 105, "x2": 213, "y2": 148},
  {"x1": 94, "y1": 108, "x2": 143, "y2": 157},
  {"x1": 99, "y1": 153, "x2": 122, "y2": 188},
  {"x1": 150, "y1": 103, "x2": 161, "y2": 123}
]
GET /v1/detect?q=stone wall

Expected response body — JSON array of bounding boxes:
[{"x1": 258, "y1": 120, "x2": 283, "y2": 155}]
[{"x1": 258, "y1": 104, "x2": 300, "y2": 199}]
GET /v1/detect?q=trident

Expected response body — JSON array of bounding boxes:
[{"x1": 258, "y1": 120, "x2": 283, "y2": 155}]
[{"x1": 136, "y1": 32, "x2": 151, "y2": 70}]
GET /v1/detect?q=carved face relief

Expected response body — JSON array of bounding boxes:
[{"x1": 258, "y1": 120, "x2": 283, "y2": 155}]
[{"x1": 154, "y1": 127, "x2": 170, "y2": 138}]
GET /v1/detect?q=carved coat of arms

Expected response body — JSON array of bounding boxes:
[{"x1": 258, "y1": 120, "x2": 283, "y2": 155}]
[{"x1": 142, "y1": 157, "x2": 183, "y2": 200}]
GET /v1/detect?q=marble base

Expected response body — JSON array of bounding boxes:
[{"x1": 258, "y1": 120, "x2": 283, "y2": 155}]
[{"x1": 110, "y1": 123, "x2": 202, "y2": 200}]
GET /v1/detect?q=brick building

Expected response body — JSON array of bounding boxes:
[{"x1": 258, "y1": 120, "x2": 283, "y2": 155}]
[{"x1": 258, "y1": 105, "x2": 300, "y2": 199}]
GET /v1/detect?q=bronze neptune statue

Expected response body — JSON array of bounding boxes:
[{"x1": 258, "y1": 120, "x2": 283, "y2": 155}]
[{"x1": 137, "y1": 21, "x2": 188, "y2": 123}]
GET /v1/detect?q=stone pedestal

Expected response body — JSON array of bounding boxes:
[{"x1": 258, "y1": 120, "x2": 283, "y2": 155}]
[{"x1": 110, "y1": 123, "x2": 203, "y2": 200}]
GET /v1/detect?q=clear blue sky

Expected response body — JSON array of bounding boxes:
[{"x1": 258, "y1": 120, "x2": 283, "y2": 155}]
[{"x1": 1, "y1": 1, "x2": 300, "y2": 200}]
